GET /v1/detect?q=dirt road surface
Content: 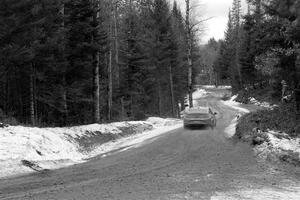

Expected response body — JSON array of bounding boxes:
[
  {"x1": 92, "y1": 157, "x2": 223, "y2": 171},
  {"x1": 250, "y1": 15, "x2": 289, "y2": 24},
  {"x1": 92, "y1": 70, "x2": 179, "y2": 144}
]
[{"x1": 1, "y1": 91, "x2": 299, "y2": 200}]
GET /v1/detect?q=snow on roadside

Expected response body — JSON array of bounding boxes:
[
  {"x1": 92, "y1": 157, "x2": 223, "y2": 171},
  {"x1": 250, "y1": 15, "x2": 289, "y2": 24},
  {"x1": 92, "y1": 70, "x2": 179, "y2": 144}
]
[
  {"x1": 146, "y1": 117, "x2": 182, "y2": 127},
  {"x1": 193, "y1": 89, "x2": 209, "y2": 99},
  {"x1": 201, "y1": 85, "x2": 232, "y2": 89},
  {"x1": 221, "y1": 95, "x2": 250, "y2": 113},
  {"x1": 222, "y1": 95, "x2": 249, "y2": 138},
  {"x1": 192, "y1": 89, "x2": 210, "y2": 107},
  {"x1": 249, "y1": 97, "x2": 278, "y2": 109},
  {"x1": 224, "y1": 117, "x2": 239, "y2": 138},
  {"x1": 183, "y1": 89, "x2": 209, "y2": 108},
  {"x1": 211, "y1": 184, "x2": 300, "y2": 200},
  {"x1": 222, "y1": 94, "x2": 299, "y2": 166},
  {"x1": 254, "y1": 130, "x2": 300, "y2": 165},
  {"x1": 0, "y1": 118, "x2": 182, "y2": 178}
]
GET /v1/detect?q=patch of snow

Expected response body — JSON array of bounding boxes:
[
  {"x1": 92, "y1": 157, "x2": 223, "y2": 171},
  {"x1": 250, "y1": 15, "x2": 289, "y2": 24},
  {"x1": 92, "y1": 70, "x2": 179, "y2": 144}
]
[
  {"x1": 193, "y1": 89, "x2": 209, "y2": 99},
  {"x1": 224, "y1": 118, "x2": 238, "y2": 138},
  {"x1": 224, "y1": 113, "x2": 243, "y2": 138},
  {"x1": 218, "y1": 85, "x2": 232, "y2": 89},
  {"x1": 201, "y1": 85, "x2": 232, "y2": 89},
  {"x1": 0, "y1": 118, "x2": 182, "y2": 178},
  {"x1": 211, "y1": 185, "x2": 300, "y2": 200},
  {"x1": 201, "y1": 85, "x2": 216, "y2": 89},
  {"x1": 249, "y1": 97, "x2": 278, "y2": 109},
  {"x1": 146, "y1": 117, "x2": 181, "y2": 127},
  {"x1": 183, "y1": 89, "x2": 209, "y2": 108},
  {"x1": 267, "y1": 131, "x2": 300, "y2": 154},
  {"x1": 0, "y1": 126, "x2": 84, "y2": 178},
  {"x1": 221, "y1": 95, "x2": 250, "y2": 113},
  {"x1": 254, "y1": 130, "x2": 300, "y2": 163}
]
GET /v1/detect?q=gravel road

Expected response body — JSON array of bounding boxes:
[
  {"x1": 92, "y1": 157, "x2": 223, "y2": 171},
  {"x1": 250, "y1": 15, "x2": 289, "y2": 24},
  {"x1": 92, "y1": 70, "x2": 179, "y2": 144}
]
[{"x1": 0, "y1": 95, "x2": 299, "y2": 200}]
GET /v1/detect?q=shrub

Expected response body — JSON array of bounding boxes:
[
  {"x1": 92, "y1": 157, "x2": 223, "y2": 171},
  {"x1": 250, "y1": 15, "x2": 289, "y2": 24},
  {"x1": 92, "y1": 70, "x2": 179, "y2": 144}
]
[{"x1": 236, "y1": 103, "x2": 299, "y2": 139}]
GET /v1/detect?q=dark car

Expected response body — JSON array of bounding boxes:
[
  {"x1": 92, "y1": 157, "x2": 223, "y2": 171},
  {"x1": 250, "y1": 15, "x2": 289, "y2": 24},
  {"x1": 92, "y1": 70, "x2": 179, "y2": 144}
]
[{"x1": 183, "y1": 107, "x2": 217, "y2": 128}]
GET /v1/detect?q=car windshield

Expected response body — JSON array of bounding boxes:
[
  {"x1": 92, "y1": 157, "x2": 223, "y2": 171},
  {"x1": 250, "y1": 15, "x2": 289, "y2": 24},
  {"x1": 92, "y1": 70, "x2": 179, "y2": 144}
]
[{"x1": 185, "y1": 113, "x2": 209, "y2": 118}]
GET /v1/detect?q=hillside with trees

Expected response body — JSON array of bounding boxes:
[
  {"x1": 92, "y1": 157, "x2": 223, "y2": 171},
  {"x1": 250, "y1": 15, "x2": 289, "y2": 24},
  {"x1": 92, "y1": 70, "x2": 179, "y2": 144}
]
[
  {"x1": 213, "y1": 0, "x2": 300, "y2": 136},
  {"x1": 0, "y1": 0, "x2": 202, "y2": 126},
  {"x1": 214, "y1": 0, "x2": 300, "y2": 100}
]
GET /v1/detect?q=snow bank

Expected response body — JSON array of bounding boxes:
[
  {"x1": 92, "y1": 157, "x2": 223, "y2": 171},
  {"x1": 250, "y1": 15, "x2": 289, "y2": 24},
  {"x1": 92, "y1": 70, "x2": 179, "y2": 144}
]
[
  {"x1": 254, "y1": 130, "x2": 300, "y2": 165},
  {"x1": 183, "y1": 89, "x2": 209, "y2": 108},
  {"x1": 222, "y1": 95, "x2": 249, "y2": 138},
  {"x1": 212, "y1": 184, "x2": 300, "y2": 200},
  {"x1": 146, "y1": 117, "x2": 182, "y2": 127},
  {"x1": 201, "y1": 85, "x2": 232, "y2": 89},
  {"x1": 249, "y1": 97, "x2": 278, "y2": 109},
  {"x1": 0, "y1": 118, "x2": 182, "y2": 178},
  {"x1": 221, "y1": 95, "x2": 250, "y2": 113},
  {"x1": 193, "y1": 89, "x2": 209, "y2": 99},
  {"x1": 223, "y1": 95, "x2": 299, "y2": 166},
  {"x1": 224, "y1": 117, "x2": 238, "y2": 138}
]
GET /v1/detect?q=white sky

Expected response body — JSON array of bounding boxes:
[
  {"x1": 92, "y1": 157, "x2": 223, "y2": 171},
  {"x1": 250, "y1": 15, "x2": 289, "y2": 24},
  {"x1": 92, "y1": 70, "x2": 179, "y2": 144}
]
[{"x1": 175, "y1": 0, "x2": 247, "y2": 44}]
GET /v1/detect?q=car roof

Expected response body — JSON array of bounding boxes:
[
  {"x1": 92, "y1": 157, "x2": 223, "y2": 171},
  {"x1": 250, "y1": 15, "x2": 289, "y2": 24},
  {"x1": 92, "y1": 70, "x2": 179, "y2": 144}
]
[{"x1": 186, "y1": 107, "x2": 210, "y2": 114}]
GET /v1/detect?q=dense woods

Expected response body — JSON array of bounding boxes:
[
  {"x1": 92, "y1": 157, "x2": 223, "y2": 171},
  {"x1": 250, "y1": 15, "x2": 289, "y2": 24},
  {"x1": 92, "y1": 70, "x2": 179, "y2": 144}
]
[
  {"x1": 213, "y1": 0, "x2": 300, "y2": 102},
  {"x1": 0, "y1": 0, "x2": 202, "y2": 126}
]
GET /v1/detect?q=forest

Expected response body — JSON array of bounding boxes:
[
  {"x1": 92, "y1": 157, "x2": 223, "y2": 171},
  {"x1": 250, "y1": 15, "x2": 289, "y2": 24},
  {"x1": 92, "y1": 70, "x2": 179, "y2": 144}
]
[
  {"x1": 211, "y1": 0, "x2": 300, "y2": 102},
  {"x1": 0, "y1": 0, "x2": 202, "y2": 126},
  {"x1": 2, "y1": 0, "x2": 299, "y2": 127}
]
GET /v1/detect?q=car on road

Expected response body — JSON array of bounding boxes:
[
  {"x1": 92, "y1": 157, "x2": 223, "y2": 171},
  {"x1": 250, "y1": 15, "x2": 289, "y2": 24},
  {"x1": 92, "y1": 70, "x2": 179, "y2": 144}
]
[{"x1": 183, "y1": 107, "x2": 217, "y2": 128}]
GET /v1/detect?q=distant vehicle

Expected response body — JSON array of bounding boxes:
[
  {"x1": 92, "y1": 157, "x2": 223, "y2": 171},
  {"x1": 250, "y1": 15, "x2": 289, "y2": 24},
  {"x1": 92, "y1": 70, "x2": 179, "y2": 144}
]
[{"x1": 183, "y1": 107, "x2": 217, "y2": 128}]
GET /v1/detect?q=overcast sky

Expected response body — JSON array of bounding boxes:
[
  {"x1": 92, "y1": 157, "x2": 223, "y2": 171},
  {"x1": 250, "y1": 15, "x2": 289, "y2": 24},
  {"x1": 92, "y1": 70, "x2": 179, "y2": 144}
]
[{"x1": 175, "y1": 0, "x2": 247, "y2": 44}]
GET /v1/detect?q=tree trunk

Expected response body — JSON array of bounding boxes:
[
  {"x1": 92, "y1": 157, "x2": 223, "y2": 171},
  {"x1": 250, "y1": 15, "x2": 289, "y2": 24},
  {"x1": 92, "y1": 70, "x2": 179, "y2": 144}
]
[
  {"x1": 158, "y1": 81, "x2": 162, "y2": 116},
  {"x1": 34, "y1": 65, "x2": 38, "y2": 125},
  {"x1": 94, "y1": 52, "x2": 101, "y2": 123},
  {"x1": 60, "y1": 2, "x2": 68, "y2": 125},
  {"x1": 108, "y1": 44, "x2": 113, "y2": 121},
  {"x1": 16, "y1": 77, "x2": 23, "y2": 120},
  {"x1": 185, "y1": 0, "x2": 193, "y2": 108},
  {"x1": 92, "y1": 0, "x2": 101, "y2": 123},
  {"x1": 30, "y1": 63, "x2": 36, "y2": 126},
  {"x1": 121, "y1": 96, "x2": 125, "y2": 120},
  {"x1": 169, "y1": 65, "x2": 176, "y2": 117},
  {"x1": 177, "y1": 101, "x2": 181, "y2": 118},
  {"x1": 4, "y1": 73, "x2": 8, "y2": 115},
  {"x1": 62, "y1": 75, "x2": 68, "y2": 124},
  {"x1": 114, "y1": 1, "x2": 119, "y2": 89}
]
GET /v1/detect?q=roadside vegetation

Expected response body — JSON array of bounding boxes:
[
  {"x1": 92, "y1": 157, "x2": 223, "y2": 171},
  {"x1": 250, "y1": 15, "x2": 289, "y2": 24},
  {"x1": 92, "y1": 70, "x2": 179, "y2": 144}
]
[
  {"x1": 212, "y1": 0, "x2": 300, "y2": 137},
  {"x1": 208, "y1": 0, "x2": 300, "y2": 166},
  {"x1": 0, "y1": 0, "x2": 203, "y2": 126},
  {"x1": 236, "y1": 103, "x2": 299, "y2": 141},
  {"x1": 235, "y1": 104, "x2": 300, "y2": 166}
]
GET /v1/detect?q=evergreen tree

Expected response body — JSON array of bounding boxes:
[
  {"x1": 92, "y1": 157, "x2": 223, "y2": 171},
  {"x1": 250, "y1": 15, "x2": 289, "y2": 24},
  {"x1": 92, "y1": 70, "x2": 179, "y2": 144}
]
[{"x1": 0, "y1": 0, "x2": 201, "y2": 125}]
